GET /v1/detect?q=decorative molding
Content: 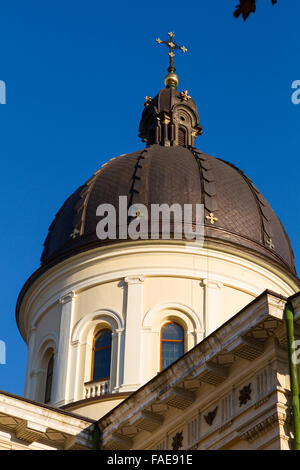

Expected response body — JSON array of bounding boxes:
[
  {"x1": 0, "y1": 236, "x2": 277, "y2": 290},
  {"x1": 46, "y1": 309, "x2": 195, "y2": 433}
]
[
  {"x1": 100, "y1": 292, "x2": 288, "y2": 448},
  {"x1": 20, "y1": 238, "x2": 295, "y2": 341},
  {"x1": 71, "y1": 309, "x2": 124, "y2": 344},
  {"x1": 202, "y1": 279, "x2": 223, "y2": 289},
  {"x1": 239, "y1": 412, "x2": 281, "y2": 443},
  {"x1": 33, "y1": 332, "x2": 58, "y2": 372},
  {"x1": 197, "y1": 362, "x2": 228, "y2": 386},
  {"x1": 161, "y1": 387, "x2": 195, "y2": 410},
  {"x1": 104, "y1": 433, "x2": 133, "y2": 450},
  {"x1": 204, "y1": 406, "x2": 218, "y2": 426},
  {"x1": 15, "y1": 420, "x2": 46, "y2": 443},
  {"x1": 254, "y1": 395, "x2": 270, "y2": 409},
  {"x1": 239, "y1": 384, "x2": 252, "y2": 407},
  {"x1": 218, "y1": 420, "x2": 233, "y2": 433},
  {"x1": 22, "y1": 249, "x2": 292, "y2": 343},
  {"x1": 228, "y1": 336, "x2": 264, "y2": 361},
  {"x1": 130, "y1": 410, "x2": 164, "y2": 432},
  {"x1": 143, "y1": 302, "x2": 203, "y2": 334},
  {"x1": 0, "y1": 392, "x2": 94, "y2": 450},
  {"x1": 172, "y1": 431, "x2": 184, "y2": 450}
]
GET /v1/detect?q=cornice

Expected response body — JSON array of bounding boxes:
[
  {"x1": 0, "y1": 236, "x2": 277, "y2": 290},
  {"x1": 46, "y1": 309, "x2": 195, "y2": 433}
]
[
  {"x1": 97, "y1": 291, "x2": 287, "y2": 448},
  {"x1": 16, "y1": 240, "x2": 297, "y2": 341}
]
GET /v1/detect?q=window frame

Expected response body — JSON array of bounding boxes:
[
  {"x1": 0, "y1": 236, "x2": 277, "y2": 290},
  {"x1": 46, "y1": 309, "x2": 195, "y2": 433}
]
[
  {"x1": 91, "y1": 329, "x2": 112, "y2": 382},
  {"x1": 160, "y1": 321, "x2": 184, "y2": 371},
  {"x1": 44, "y1": 353, "x2": 54, "y2": 404}
]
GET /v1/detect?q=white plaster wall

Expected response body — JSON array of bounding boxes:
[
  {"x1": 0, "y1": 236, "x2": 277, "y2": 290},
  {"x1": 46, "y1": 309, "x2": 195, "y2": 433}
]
[
  {"x1": 18, "y1": 241, "x2": 298, "y2": 417},
  {"x1": 24, "y1": 303, "x2": 60, "y2": 402}
]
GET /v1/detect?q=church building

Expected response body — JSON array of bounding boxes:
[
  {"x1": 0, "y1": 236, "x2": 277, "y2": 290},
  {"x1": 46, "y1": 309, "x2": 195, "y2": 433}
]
[{"x1": 0, "y1": 34, "x2": 299, "y2": 451}]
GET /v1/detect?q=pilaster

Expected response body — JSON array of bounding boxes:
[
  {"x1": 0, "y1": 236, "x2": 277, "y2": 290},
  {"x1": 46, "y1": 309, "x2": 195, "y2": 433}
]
[
  {"x1": 24, "y1": 326, "x2": 37, "y2": 398},
  {"x1": 119, "y1": 276, "x2": 144, "y2": 392},
  {"x1": 52, "y1": 291, "x2": 76, "y2": 406},
  {"x1": 202, "y1": 279, "x2": 223, "y2": 336}
]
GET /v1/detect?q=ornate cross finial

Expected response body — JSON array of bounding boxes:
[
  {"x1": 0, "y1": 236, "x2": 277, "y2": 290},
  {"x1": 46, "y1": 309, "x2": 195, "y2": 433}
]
[{"x1": 155, "y1": 32, "x2": 188, "y2": 88}]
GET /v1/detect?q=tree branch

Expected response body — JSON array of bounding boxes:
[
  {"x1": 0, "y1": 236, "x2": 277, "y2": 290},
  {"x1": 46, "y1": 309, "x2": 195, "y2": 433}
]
[{"x1": 234, "y1": 0, "x2": 277, "y2": 21}]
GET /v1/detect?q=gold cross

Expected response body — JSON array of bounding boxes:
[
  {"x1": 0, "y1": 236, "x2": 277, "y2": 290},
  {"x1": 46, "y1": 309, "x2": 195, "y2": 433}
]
[
  {"x1": 155, "y1": 32, "x2": 188, "y2": 73},
  {"x1": 144, "y1": 96, "x2": 152, "y2": 107},
  {"x1": 70, "y1": 228, "x2": 80, "y2": 239},
  {"x1": 180, "y1": 90, "x2": 191, "y2": 101},
  {"x1": 206, "y1": 212, "x2": 218, "y2": 225},
  {"x1": 266, "y1": 238, "x2": 275, "y2": 249}
]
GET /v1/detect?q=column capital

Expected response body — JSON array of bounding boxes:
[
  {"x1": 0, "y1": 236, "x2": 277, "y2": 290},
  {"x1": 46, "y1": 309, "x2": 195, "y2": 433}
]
[
  {"x1": 202, "y1": 279, "x2": 223, "y2": 289},
  {"x1": 124, "y1": 275, "x2": 145, "y2": 285},
  {"x1": 59, "y1": 291, "x2": 76, "y2": 305},
  {"x1": 116, "y1": 328, "x2": 125, "y2": 334}
]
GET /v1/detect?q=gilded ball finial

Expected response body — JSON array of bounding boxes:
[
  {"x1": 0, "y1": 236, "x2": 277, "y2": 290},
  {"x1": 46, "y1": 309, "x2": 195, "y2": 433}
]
[{"x1": 164, "y1": 72, "x2": 179, "y2": 88}]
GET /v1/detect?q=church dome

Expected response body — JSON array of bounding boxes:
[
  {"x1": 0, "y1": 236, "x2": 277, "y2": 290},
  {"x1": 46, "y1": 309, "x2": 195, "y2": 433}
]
[
  {"x1": 16, "y1": 37, "x2": 299, "y2": 416},
  {"x1": 41, "y1": 139, "x2": 296, "y2": 275}
]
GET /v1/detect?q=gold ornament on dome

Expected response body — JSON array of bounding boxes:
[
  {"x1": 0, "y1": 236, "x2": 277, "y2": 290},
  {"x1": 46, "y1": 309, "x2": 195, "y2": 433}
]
[
  {"x1": 144, "y1": 96, "x2": 152, "y2": 107},
  {"x1": 266, "y1": 237, "x2": 275, "y2": 249},
  {"x1": 206, "y1": 212, "x2": 218, "y2": 225},
  {"x1": 70, "y1": 228, "x2": 80, "y2": 239},
  {"x1": 180, "y1": 90, "x2": 191, "y2": 101}
]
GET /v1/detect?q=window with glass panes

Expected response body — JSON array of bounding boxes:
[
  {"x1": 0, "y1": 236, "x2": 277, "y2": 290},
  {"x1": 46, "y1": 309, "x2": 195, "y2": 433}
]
[
  {"x1": 161, "y1": 323, "x2": 184, "y2": 371},
  {"x1": 44, "y1": 354, "x2": 54, "y2": 404},
  {"x1": 92, "y1": 330, "x2": 112, "y2": 381}
]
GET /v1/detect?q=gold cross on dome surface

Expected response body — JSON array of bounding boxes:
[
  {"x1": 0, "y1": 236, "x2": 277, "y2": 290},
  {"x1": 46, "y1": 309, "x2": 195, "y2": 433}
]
[
  {"x1": 266, "y1": 237, "x2": 275, "y2": 249},
  {"x1": 206, "y1": 212, "x2": 218, "y2": 225},
  {"x1": 70, "y1": 228, "x2": 80, "y2": 239}
]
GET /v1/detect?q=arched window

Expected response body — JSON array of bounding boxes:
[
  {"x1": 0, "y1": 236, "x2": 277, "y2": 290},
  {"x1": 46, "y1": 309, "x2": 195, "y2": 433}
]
[
  {"x1": 178, "y1": 128, "x2": 186, "y2": 147},
  {"x1": 161, "y1": 322, "x2": 184, "y2": 371},
  {"x1": 44, "y1": 354, "x2": 54, "y2": 404},
  {"x1": 92, "y1": 330, "x2": 112, "y2": 381}
]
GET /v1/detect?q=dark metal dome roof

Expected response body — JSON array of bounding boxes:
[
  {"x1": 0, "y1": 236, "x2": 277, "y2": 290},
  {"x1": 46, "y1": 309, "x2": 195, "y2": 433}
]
[{"x1": 41, "y1": 144, "x2": 296, "y2": 275}]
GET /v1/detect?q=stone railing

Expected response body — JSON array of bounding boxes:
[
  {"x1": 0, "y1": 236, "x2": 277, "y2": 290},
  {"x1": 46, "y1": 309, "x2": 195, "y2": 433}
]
[{"x1": 84, "y1": 379, "x2": 110, "y2": 399}]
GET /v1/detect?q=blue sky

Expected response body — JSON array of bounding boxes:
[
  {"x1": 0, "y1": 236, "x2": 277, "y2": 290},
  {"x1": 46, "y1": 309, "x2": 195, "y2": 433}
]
[{"x1": 0, "y1": 0, "x2": 299, "y2": 396}]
